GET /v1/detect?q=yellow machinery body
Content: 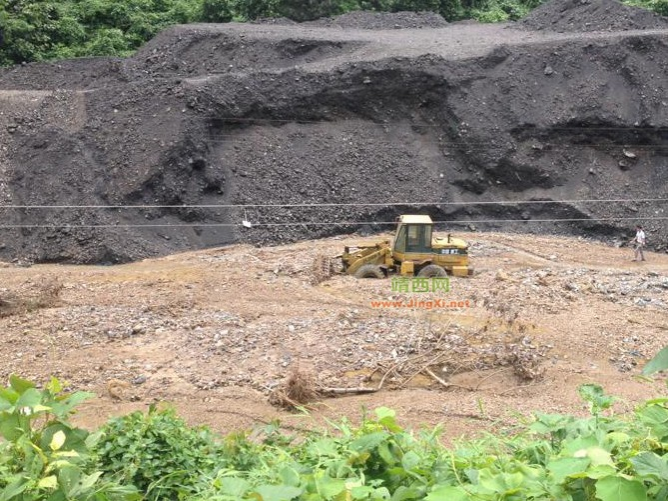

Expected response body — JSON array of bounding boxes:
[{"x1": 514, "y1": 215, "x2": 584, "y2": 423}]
[{"x1": 341, "y1": 215, "x2": 473, "y2": 278}]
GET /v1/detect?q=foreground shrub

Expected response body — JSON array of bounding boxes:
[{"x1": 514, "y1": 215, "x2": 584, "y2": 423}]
[
  {"x1": 0, "y1": 375, "x2": 138, "y2": 500},
  {"x1": 5, "y1": 367, "x2": 668, "y2": 500},
  {"x1": 95, "y1": 405, "x2": 227, "y2": 500}
]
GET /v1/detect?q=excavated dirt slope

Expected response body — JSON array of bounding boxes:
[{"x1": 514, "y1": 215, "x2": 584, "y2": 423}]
[{"x1": 0, "y1": 1, "x2": 667, "y2": 263}]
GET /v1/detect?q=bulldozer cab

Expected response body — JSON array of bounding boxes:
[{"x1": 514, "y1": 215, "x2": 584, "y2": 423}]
[
  {"x1": 393, "y1": 215, "x2": 433, "y2": 254},
  {"x1": 392, "y1": 215, "x2": 471, "y2": 277}
]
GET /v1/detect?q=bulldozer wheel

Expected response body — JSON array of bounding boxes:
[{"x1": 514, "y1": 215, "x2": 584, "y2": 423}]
[
  {"x1": 417, "y1": 264, "x2": 447, "y2": 278},
  {"x1": 354, "y1": 264, "x2": 385, "y2": 279}
]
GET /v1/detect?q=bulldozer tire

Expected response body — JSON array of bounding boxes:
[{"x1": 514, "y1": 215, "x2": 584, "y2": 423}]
[
  {"x1": 418, "y1": 264, "x2": 447, "y2": 278},
  {"x1": 354, "y1": 264, "x2": 385, "y2": 279}
]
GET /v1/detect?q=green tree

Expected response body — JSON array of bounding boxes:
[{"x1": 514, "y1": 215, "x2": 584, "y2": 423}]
[
  {"x1": 83, "y1": 27, "x2": 131, "y2": 56},
  {"x1": 200, "y1": 0, "x2": 236, "y2": 22},
  {"x1": 0, "y1": 0, "x2": 205, "y2": 65},
  {"x1": 276, "y1": 0, "x2": 343, "y2": 20},
  {"x1": 235, "y1": 0, "x2": 280, "y2": 20},
  {"x1": 0, "y1": 1, "x2": 85, "y2": 63}
]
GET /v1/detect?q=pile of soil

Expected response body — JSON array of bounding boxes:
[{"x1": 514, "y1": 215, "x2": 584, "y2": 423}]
[
  {"x1": 519, "y1": 0, "x2": 668, "y2": 32},
  {"x1": 252, "y1": 17, "x2": 298, "y2": 25},
  {"x1": 303, "y1": 11, "x2": 449, "y2": 29},
  {"x1": 0, "y1": 3, "x2": 667, "y2": 264}
]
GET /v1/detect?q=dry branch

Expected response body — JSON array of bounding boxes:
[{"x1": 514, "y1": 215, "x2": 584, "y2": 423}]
[
  {"x1": 423, "y1": 368, "x2": 451, "y2": 388},
  {"x1": 319, "y1": 387, "x2": 379, "y2": 395}
]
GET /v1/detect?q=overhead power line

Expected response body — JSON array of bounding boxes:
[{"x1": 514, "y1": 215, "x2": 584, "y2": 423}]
[
  {"x1": 0, "y1": 215, "x2": 666, "y2": 229},
  {"x1": 0, "y1": 198, "x2": 666, "y2": 209}
]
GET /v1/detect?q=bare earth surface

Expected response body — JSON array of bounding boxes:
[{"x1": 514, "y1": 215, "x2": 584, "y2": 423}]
[
  {"x1": 1, "y1": 231, "x2": 667, "y2": 440},
  {"x1": 175, "y1": 21, "x2": 668, "y2": 65}
]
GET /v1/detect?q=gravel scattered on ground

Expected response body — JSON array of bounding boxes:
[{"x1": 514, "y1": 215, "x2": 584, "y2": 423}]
[{"x1": 1, "y1": 231, "x2": 667, "y2": 437}]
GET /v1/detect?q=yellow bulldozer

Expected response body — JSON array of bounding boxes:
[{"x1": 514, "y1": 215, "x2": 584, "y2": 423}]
[{"x1": 340, "y1": 215, "x2": 473, "y2": 278}]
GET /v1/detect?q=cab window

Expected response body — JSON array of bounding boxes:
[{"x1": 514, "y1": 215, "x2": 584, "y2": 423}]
[
  {"x1": 394, "y1": 225, "x2": 406, "y2": 253},
  {"x1": 406, "y1": 224, "x2": 432, "y2": 253}
]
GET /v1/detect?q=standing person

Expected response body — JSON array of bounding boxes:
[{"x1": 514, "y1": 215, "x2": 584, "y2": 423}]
[{"x1": 630, "y1": 225, "x2": 646, "y2": 262}]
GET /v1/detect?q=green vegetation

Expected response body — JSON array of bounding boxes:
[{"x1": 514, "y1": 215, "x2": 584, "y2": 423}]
[
  {"x1": 0, "y1": 0, "x2": 666, "y2": 66},
  {"x1": 3, "y1": 367, "x2": 668, "y2": 500},
  {"x1": 625, "y1": 0, "x2": 668, "y2": 15},
  {"x1": 0, "y1": 374, "x2": 139, "y2": 500},
  {"x1": 95, "y1": 407, "x2": 227, "y2": 500},
  {"x1": 0, "y1": 0, "x2": 200, "y2": 65}
]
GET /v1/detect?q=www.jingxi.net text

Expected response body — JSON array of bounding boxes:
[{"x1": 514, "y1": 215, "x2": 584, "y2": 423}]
[{"x1": 370, "y1": 299, "x2": 471, "y2": 309}]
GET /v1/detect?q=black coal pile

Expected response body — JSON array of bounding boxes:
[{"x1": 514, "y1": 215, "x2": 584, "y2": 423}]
[
  {"x1": 303, "y1": 11, "x2": 449, "y2": 29},
  {"x1": 518, "y1": 0, "x2": 668, "y2": 32},
  {"x1": 0, "y1": 5, "x2": 666, "y2": 264}
]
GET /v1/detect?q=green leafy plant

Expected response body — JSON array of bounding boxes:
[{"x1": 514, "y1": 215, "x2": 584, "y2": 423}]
[
  {"x1": 185, "y1": 389, "x2": 668, "y2": 500},
  {"x1": 0, "y1": 374, "x2": 139, "y2": 500},
  {"x1": 10, "y1": 372, "x2": 668, "y2": 500},
  {"x1": 95, "y1": 404, "x2": 227, "y2": 500},
  {"x1": 642, "y1": 345, "x2": 668, "y2": 377}
]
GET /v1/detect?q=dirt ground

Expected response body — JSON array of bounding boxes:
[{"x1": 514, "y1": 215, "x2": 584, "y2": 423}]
[
  {"x1": 0, "y1": 0, "x2": 667, "y2": 440},
  {"x1": 1, "y1": 230, "x2": 667, "y2": 440}
]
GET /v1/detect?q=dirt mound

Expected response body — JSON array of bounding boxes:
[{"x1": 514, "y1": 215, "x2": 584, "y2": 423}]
[
  {"x1": 252, "y1": 17, "x2": 298, "y2": 25},
  {"x1": 303, "y1": 11, "x2": 448, "y2": 29},
  {"x1": 124, "y1": 24, "x2": 367, "y2": 78},
  {"x1": 0, "y1": 20, "x2": 667, "y2": 263},
  {"x1": 518, "y1": 0, "x2": 668, "y2": 32}
]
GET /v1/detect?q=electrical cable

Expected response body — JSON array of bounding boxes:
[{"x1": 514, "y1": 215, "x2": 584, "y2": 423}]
[
  {"x1": 0, "y1": 215, "x2": 666, "y2": 229},
  {"x1": 0, "y1": 198, "x2": 665, "y2": 209}
]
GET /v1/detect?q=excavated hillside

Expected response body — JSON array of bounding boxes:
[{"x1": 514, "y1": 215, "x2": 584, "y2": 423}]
[{"x1": 0, "y1": 2, "x2": 667, "y2": 263}]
